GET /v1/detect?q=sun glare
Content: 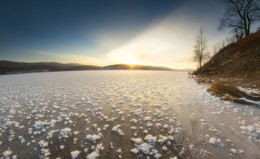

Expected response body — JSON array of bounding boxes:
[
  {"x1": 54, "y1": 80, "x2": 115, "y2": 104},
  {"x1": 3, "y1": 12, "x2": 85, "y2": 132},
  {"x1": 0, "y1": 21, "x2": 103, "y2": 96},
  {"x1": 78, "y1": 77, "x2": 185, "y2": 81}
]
[{"x1": 124, "y1": 56, "x2": 138, "y2": 65}]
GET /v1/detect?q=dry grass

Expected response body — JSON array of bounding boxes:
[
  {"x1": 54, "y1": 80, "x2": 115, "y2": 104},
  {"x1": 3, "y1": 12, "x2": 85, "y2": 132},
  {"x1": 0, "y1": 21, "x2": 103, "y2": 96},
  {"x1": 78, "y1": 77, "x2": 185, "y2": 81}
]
[
  {"x1": 194, "y1": 76, "x2": 211, "y2": 84},
  {"x1": 196, "y1": 77, "x2": 207, "y2": 84},
  {"x1": 207, "y1": 81, "x2": 245, "y2": 98},
  {"x1": 207, "y1": 81, "x2": 260, "y2": 106}
]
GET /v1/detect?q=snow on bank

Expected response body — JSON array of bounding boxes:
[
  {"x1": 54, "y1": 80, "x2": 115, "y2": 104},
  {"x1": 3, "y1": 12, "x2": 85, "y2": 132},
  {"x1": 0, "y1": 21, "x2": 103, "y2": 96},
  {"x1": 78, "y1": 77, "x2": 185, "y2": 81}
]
[{"x1": 239, "y1": 97, "x2": 260, "y2": 106}]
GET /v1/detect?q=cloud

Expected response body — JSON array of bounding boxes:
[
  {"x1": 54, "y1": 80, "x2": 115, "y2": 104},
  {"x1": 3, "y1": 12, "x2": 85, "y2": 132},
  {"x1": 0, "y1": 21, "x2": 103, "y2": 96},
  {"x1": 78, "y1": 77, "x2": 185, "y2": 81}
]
[
  {"x1": 105, "y1": 14, "x2": 198, "y2": 69},
  {"x1": 103, "y1": 5, "x2": 230, "y2": 69}
]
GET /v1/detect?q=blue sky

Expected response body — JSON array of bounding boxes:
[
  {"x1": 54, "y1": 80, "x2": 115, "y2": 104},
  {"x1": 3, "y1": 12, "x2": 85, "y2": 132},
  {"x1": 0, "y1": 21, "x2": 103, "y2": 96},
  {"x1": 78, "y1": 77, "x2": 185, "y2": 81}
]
[{"x1": 1, "y1": 0, "x2": 258, "y2": 69}]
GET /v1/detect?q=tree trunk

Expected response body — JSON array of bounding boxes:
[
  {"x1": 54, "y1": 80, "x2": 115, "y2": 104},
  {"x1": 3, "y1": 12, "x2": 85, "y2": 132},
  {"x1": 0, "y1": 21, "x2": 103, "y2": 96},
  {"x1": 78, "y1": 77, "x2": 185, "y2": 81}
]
[
  {"x1": 247, "y1": 18, "x2": 251, "y2": 36},
  {"x1": 243, "y1": 17, "x2": 249, "y2": 36},
  {"x1": 199, "y1": 55, "x2": 202, "y2": 69}
]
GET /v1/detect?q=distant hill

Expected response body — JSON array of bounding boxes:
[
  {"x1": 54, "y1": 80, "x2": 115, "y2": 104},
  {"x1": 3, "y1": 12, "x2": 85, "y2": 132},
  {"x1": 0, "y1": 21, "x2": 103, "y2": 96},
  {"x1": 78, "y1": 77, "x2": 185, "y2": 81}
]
[
  {"x1": 0, "y1": 61, "x2": 101, "y2": 74},
  {"x1": 104, "y1": 64, "x2": 174, "y2": 71},
  {"x1": 194, "y1": 31, "x2": 260, "y2": 87},
  {"x1": 0, "y1": 61, "x2": 174, "y2": 74}
]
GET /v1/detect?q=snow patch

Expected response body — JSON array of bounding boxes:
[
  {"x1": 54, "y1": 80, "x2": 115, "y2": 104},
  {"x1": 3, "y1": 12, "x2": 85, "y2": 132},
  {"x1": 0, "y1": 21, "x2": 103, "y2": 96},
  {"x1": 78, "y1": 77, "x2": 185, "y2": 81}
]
[{"x1": 71, "y1": 150, "x2": 81, "y2": 159}]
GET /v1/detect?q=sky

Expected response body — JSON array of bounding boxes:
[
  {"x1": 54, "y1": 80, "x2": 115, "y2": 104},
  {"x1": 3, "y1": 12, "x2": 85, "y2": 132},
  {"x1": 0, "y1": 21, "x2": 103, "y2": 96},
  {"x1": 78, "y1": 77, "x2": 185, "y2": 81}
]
[{"x1": 0, "y1": 0, "x2": 258, "y2": 69}]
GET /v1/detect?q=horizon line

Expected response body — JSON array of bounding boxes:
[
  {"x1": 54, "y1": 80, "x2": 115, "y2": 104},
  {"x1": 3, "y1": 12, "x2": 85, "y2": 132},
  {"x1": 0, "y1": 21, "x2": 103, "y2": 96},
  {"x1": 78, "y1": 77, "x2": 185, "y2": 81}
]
[{"x1": 0, "y1": 60, "x2": 195, "y2": 71}]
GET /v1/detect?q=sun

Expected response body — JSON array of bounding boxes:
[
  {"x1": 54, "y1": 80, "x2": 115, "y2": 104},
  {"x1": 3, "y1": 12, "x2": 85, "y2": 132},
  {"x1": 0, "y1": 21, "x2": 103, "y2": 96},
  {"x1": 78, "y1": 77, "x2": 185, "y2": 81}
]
[
  {"x1": 123, "y1": 54, "x2": 138, "y2": 65},
  {"x1": 125, "y1": 57, "x2": 138, "y2": 65},
  {"x1": 107, "y1": 47, "x2": 139, "y2": 66}
]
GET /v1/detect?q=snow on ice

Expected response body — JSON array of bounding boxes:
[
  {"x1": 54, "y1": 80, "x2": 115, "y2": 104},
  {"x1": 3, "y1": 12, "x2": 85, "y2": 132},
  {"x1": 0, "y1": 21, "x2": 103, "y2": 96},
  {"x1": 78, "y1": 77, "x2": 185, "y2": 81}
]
[{"x1": 0, "y1": 71, "x2": 259, "y2": 158}]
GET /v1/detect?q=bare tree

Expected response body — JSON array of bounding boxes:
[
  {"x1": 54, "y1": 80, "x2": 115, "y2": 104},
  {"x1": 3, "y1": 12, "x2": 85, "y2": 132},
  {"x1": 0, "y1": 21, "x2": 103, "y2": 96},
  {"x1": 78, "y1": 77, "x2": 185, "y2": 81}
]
[
  {"x1": 231, "y1": 20, "x2": 244, "y2": 40},
  {"x1": 219, "y1": 0, "x2": 260, "y2": 39},
  {"x1": 193, "y1": 27, "x2": 210, "y2": 69},
  {"x1": 212, "y1": 45, "x2": 218, "y2": 55},
  {"x1": 212, "y1": 37, "x2": 234, "y2": 56},
  {"x1": 216, "y1": 42, "x2": 222, "y2": 50}
]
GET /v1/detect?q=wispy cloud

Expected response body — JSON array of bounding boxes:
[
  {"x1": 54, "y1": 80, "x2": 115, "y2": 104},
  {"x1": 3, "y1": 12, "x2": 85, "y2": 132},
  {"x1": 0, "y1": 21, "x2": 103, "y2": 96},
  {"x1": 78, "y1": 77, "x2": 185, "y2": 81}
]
[
  {"x1": 104, "y1": 6, "x2": 228, "y2": 69},
  {"x1": 105, "y1": 15, "x2": 197, "y2": 69}
]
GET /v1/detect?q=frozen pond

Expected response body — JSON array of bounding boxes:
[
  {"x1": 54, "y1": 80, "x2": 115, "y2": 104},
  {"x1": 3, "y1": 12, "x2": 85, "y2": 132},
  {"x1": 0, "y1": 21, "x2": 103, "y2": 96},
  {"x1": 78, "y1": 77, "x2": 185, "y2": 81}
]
[{"x1": 0, "y1": 71, "x2": 259, "y2": 159}]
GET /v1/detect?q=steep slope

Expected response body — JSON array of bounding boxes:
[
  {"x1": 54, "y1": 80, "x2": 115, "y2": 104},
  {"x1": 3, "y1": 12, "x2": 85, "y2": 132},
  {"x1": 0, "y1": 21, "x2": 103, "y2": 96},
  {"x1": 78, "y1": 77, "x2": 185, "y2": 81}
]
[{"x1": 195, "y1": 31, "x2": 260, "y2": 87}]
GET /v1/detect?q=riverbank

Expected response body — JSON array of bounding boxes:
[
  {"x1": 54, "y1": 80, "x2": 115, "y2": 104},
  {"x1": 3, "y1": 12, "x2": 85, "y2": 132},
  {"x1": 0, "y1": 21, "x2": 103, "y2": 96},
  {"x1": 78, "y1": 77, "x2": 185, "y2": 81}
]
[
  {"x1": 193, "y1": 31, "x2": 260, "y2": 106},
  {"x1": 191, "y1": 75, "x2": 260, "y2": 106}
]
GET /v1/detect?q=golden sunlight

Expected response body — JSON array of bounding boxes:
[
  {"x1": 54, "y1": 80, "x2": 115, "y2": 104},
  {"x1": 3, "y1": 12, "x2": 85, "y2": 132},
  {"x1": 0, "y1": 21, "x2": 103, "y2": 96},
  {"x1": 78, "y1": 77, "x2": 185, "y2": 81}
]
[
  {"x1": 123, "y1": 54, "x2": 138, "y2": 65},
  {"x1": 107, "y1": 46, "x2": 140, "y2": 65}
]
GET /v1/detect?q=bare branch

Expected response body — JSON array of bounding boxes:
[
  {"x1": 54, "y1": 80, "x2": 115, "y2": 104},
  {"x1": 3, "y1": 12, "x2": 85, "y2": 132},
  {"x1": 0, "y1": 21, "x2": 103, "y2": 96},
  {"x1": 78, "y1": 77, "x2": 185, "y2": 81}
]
[
  {"x1": 219, "y1": 0, "x2": 260, "y2": 37},
  {"x1": 193, "y1": 27, "x2": 210, "y2": 69}
]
